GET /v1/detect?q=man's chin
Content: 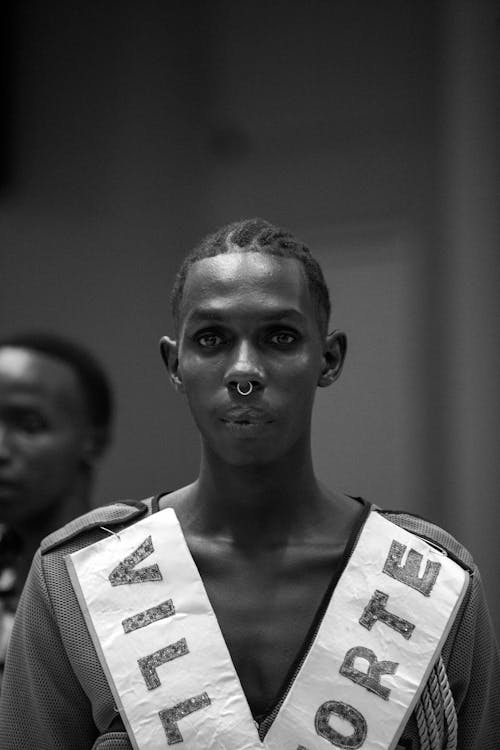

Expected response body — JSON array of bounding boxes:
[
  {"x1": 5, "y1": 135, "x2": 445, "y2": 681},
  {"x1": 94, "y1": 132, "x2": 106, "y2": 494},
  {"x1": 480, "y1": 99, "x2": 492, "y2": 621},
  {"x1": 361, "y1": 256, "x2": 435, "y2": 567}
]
[{"x1": 213, "y1": 443, "x2": 283, "y2": 468}]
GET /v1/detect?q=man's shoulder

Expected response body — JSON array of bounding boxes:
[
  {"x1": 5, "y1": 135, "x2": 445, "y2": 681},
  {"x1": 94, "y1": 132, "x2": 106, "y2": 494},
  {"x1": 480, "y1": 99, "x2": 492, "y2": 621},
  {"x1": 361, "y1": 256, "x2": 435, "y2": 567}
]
[
  {"x1": 40, "y1": 497, "x2": 155, "y2": 556},
  {"x1": 375, "y1": 507, "x2": 475, "y2": 572}
]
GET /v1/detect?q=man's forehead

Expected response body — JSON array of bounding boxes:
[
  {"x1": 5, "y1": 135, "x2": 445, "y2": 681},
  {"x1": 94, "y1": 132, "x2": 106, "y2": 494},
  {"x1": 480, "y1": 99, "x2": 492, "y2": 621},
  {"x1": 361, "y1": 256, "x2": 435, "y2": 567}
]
[
  {"x1": 189, "y1": 250, "x2": 301, "y2": 272},
  {"x1": 181, "y1": 252, "x2": 310, "y2": 302}
]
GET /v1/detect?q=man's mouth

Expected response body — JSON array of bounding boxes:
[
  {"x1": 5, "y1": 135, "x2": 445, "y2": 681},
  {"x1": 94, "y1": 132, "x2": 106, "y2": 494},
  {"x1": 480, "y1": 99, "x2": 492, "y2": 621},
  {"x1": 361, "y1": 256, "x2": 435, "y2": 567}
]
[
  {"x1": 222, "y1": 418, "x2": 267, "y2": 426},
  {"x1": 221, "y1": 408, "x2": 273, "y2": 425},
  {"x1": 219, "y1": 409, "x2": 274, "y2": 431}
]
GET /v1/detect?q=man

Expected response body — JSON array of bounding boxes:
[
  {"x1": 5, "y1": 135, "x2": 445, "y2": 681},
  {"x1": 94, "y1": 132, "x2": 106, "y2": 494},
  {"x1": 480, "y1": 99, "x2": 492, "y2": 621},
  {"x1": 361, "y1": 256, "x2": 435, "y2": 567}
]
[
  {"x1": 0, "y1": 332, "x2": 113, "y2": 686},
  {"x1": 0, "y1": 219, "x2": 498, "y2": 749}
]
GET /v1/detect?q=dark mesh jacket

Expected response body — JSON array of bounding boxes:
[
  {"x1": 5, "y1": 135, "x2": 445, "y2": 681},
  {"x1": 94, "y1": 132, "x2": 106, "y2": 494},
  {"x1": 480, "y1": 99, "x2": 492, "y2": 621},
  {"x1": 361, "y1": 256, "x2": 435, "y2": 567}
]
[{"x1": 0, "y1": 497, "x2": 499, "y2": 750}]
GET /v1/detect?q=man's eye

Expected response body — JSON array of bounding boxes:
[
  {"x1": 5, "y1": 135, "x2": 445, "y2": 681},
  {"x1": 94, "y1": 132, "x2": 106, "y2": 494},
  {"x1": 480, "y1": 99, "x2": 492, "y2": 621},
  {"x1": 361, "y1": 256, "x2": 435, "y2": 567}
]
[
  {"x1": 197, "y1": 333, "x2": 224, "y2": 349},
  {"x1": 270, "y1": 331, "x2": 296, "y2": 346},
  {"x1": 17, "y1": 413, "x2": 46, "y2": 434}
]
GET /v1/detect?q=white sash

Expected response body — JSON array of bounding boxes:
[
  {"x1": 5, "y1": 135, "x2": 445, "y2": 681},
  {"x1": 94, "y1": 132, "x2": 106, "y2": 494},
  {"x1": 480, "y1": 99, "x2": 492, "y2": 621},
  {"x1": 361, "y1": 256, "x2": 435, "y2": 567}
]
[{"x1": 66, "y1": 508, "x2": 468, "y2": 750}]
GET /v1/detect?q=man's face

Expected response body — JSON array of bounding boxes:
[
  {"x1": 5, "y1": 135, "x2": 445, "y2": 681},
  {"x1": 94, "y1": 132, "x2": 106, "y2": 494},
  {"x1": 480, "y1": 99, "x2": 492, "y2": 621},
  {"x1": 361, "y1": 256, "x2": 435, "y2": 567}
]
[
  {"x1": 0, "y1": 347, "x2": 92, "y2": 527},
  {"x1": 173, "y1": 252, "x2": 330, "y2": 466}
]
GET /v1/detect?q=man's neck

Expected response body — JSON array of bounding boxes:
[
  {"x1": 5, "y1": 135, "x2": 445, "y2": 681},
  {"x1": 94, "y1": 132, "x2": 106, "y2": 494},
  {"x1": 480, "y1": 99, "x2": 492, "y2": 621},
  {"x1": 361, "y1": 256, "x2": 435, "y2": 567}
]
[
  {"x1": 173, "y1": 447, "x2": 333, "y2": 549},
  {"x1": 12, "y1": 475, "x2": 93, "y2": 580}
]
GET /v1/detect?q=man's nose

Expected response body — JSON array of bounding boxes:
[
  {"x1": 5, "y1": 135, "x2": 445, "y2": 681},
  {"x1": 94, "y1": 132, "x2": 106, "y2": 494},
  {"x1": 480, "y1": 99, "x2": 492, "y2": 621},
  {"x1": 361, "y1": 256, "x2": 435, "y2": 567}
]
[{"x1": 224, "y1": 340, "x2": 265, "y2": 393}]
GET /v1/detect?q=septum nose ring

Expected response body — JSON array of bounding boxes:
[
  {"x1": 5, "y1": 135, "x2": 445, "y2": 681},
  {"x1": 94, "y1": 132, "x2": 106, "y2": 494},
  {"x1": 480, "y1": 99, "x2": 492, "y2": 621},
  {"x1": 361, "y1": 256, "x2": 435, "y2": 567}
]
[{"x1": 236, "y1": 381, "x2": 253, "y2": 396}]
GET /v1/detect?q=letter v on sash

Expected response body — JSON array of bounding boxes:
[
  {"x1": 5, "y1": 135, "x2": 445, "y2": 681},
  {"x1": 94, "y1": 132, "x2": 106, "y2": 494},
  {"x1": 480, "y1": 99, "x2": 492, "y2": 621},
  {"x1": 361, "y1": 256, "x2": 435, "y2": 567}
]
[
  {"x1": 109, "y1": 535, "x2": 163, "y2": 585},
  {"x1": 106, "y1": 535, "x2": 177, "y2": 634}
]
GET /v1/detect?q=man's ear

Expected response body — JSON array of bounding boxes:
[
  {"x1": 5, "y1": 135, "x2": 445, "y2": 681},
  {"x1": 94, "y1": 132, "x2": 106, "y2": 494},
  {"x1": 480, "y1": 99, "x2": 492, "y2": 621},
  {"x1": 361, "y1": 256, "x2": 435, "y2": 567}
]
[
  {"x1": 159, "y1": 336, "x2": 184, "y2": 392},
  {"x1": 318, "y1": 330, "x2": 347, "y2": 387}
]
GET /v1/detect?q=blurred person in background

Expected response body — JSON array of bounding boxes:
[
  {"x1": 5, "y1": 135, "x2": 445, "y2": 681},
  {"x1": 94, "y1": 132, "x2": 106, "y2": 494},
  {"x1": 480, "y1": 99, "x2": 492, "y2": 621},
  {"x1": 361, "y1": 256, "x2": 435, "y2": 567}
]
[
  {"x1": 0, "y1": 331, "x2": 113, "y2": 686},
  {"x1": 0, "y1": 221, "x2": 498, "y2": 749}
]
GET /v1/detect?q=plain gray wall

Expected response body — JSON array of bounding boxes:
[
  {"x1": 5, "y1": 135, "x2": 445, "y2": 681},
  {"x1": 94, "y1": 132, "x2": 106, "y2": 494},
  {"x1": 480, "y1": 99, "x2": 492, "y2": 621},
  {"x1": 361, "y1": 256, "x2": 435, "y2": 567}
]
[{"x1": 1, "y1": 0, "x2": 498, "y2": 634}]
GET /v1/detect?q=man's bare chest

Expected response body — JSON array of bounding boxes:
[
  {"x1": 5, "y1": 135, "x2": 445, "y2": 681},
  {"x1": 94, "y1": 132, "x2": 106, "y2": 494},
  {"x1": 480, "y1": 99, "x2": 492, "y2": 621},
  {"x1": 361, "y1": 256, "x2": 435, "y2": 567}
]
[{"x1": 188, "y1": 539, "x2": 346, "y2": 718}]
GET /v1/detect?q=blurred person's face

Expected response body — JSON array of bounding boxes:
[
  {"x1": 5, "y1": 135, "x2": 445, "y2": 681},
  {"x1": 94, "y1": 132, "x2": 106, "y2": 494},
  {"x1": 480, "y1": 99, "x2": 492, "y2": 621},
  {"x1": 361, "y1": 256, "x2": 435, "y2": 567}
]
[{"x1": 0, "y1": 347, "x2": 93, "y2": 528}]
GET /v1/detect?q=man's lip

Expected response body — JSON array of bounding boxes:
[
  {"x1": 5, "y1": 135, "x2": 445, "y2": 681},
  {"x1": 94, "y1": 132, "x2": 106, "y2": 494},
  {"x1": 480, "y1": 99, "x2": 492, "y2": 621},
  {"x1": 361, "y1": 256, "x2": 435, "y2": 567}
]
[
  {"x1": 220, "y1": 408, "x2": 273, "y2": 424},
  {"x1": 221, "y1": 419, "x2": 273, "y2": 426}
]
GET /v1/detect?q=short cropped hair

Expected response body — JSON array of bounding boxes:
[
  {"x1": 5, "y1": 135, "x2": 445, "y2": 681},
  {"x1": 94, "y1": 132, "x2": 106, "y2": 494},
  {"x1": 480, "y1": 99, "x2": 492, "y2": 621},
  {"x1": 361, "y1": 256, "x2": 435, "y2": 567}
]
[
  {"x1": 0, "y1": 331, "x2": 114, "y2": 453},
  {"x1": 171, "y1": 218, "x2": 331, "y2": 336}
]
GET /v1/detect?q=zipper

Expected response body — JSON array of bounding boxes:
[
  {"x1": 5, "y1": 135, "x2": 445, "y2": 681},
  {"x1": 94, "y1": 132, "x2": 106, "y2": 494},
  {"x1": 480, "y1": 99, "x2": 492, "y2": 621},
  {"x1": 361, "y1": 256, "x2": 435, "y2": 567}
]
[{"x1": 257, "y1": 503, "x2": 371, "y2": 740}]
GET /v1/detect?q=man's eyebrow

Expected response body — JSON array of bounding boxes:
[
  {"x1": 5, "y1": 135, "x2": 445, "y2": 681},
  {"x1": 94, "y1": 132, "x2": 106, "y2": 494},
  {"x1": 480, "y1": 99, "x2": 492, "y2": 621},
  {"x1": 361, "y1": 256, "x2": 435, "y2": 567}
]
[{"x1": 185, "y1": 308, "x2": 307, "y2": 323}]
